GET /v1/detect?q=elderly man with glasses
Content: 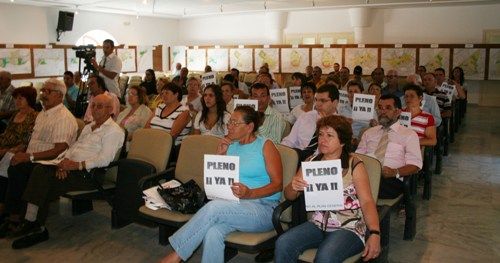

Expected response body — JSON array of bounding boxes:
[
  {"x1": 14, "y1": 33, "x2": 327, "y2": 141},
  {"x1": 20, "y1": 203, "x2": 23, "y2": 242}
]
[{"x1": 0, "y1": 78, "x2": 78, "y2": 238}]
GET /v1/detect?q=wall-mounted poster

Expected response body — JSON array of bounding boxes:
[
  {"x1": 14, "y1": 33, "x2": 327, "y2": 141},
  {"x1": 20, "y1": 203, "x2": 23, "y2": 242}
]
[
  {"x1": 312, "y1": 48, "x2": 342, "y2": 73},
  {"x1": 137, "y1": 45, "x2": 154, "y2": 72},
  {"x1": 170, "y1": 46, "x2": 186, "y2": 71},
  {"x1": 453, "y1": 48, "x2": 486, "y2": 80},
  {"x1": 488, "y1": 48, "x2": 500, "y2": 80},
  {"x1": 230, "y1": 48, "x2": 253, "y2": 72},
  {"x1": 281, "y1": 48, "x2": 309, "y2": 73},
  {"x1": 345, "y1": 48, "x2": 378, "y2": 75},
  {"x1": 0, "y1": 48, "x2": 32, "y2": 74},
  {"x1": 419, "y1": 48, "x2": 450, "y2": 73},
  {"x1": 254, "y1": 48, "x2": 279, "y2": 73},
  {"x1": 381, "y1": 48, "x2": 416, "y2": 76},
  {"x1": 187, "y1": 49, "x2": 206, "y2": 72},
  {"x1": 66, "y1": 49, "x2": 79, "y2": 73},
  {"x1": 117, "y1": 48, "x2": 136, "y2": 72},
  {"x1": 207, "y1": 48, "x2": 229, "y2": 72},
  {"x1": 33, "y1": 48, "x2": 65, "y2": 77}
]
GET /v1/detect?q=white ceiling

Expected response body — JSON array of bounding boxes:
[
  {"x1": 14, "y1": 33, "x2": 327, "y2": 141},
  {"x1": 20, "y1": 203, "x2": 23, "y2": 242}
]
[{"x1": 1, "y1": 0, "x2": 498, "y2": 18}]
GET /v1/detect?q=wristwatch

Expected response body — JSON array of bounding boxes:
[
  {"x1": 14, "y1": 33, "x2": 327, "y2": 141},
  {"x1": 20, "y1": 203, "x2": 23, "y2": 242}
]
[
  {"x1": 29, "y1": 153, "x2": 35, "y2": 162},
  {"x1": 395, "y1": 168, "x2": 401, "y2": 179},
  {"x1": 369, "y1": 230, "x2": 380, "y2": 236}
]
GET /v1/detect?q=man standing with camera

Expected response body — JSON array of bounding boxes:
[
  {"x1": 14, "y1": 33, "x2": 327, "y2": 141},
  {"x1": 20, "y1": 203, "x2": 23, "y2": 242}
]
[{"x1": 91, "y1": 39, "x2": 122, "y2": 97}]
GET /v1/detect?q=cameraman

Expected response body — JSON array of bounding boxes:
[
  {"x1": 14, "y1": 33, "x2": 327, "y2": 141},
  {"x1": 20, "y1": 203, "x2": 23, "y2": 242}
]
[{"x1": 91, "y1": 39, "x2": 122, "y2": 97}]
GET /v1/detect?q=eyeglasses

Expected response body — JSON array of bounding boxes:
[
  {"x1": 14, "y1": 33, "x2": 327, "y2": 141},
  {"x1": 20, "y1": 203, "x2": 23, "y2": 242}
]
[
  {"x1": 228, "y1": 120, "x2": 247, "y2": 126},
  {"x1": 40, "y1": 88, "x2": 60, "y2": 94}
]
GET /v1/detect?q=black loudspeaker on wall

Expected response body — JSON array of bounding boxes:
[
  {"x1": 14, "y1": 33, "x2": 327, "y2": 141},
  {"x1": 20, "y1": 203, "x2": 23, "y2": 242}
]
[{"x1": 57, "y1": 11, "x2": 74, "y2": 31}]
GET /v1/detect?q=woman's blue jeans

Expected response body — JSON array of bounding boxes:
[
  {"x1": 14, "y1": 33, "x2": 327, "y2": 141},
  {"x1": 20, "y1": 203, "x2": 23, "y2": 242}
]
[
  {"x1": 168, "y1": 199, "x2": 277, "y2": 263},
  {"x1": 274, "y1": 221, "x2": 364, "y2": 263}
]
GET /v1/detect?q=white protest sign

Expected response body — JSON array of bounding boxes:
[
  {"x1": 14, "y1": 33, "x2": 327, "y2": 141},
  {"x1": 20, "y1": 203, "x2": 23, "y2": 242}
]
[
  {"x1": 399, "y1": 111, "x2": 412, "y2": 128},
  {"x1": 270, "y1": 88, "x2": 290, "y2": 113},
  {"x1": 352, "y1": 94, "x2": 376, "y2": 121},
  {"x1": 202, "y1": 72, "x2": 217, "y2": 87},
  {"x1": 338, "y1": 90, "x2": 349, "y2": 109},
  {"x1": 289, "y1": 86, "x2": 303, "y2": 108},
  {"x1": 439, "y1": 83, "x2": 456, "y2": 102},
  {"x1": 234, "y1": 99, "x2": 258, "y2": 111},
  {"x1": 204, "y1": 154, "x2": 239, "y2": 202},
  {"x1": 302, "y1": 159, "x2": 344, "y2": 211}
]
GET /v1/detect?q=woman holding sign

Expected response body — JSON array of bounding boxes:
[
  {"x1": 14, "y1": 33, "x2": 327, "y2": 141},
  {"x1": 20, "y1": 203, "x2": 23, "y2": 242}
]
[
  {"x1": 193, "y1": 84, "x2": 231, "y2": 138},
  {"x1": 275, "y1": 115, "x2": 380, "y2": 263},
  {"x1": 161, "y1": 105, "x2": 283, "y2": 263},
  {"x1": 402, "y1": 84, "x2": 437, "y2": 146}
]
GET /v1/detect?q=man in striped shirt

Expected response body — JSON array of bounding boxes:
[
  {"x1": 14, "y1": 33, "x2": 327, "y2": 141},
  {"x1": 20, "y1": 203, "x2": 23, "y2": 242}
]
[
  {"x1": 1, "y1": 78, "x2": 78, "y2": 237},
  {"x1": 250, "y1": 82, "x2": 286, "y2": 144}
]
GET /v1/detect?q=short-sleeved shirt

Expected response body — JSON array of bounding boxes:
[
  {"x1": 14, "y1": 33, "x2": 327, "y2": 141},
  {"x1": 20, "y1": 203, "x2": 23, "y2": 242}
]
[
  {"x1": 150, "y1": 103, "x2": 192, "y2": 145},
  {"x1": 403, "y1": 110, "x2": 435, "y2": 139},
  {"x1": 26, "y1": 103, "x2": 78, "y2": 154},
  {"x1": 99, "y1": 53, "x2": 122, "y2": 96},
  {"x1": 64, "y1": 84, "x2": 79, "y2": 108}
]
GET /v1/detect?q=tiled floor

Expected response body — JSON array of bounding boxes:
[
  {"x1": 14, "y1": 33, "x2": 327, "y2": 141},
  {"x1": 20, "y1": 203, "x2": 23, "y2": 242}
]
[{"x1": 1, "y1": 105, "x2": 499, "y2": 262}]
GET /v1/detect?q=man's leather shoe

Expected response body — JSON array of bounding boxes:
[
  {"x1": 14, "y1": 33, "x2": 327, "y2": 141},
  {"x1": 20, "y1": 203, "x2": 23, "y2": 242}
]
[
  {"x1": 12, "y1": 227, "x2": 49, "y2": 249},
  {"x1": 0, "y1": 220, "x2": 19, "y2": 239},
  {"x1": 9, "y1": 220, "x2": 42, "y2": 239}
]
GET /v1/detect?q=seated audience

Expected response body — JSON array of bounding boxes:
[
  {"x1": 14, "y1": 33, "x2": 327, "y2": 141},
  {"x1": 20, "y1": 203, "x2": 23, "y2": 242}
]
[
  {"x1": 140, "y1": 69, "x2": 157, "y2": 96},
  {"x1": 149, "y1": 77, "x2": 168, "y2": 110},
  {"x1": 193, "y1": 84, "x2": 230, "y2": 138},
  {"x1": 356, "y1": 94, "x2": 422, "y2": 199},
  {"x1": 353, "y1": 65, "x2": 369, "y2": 90},
  {"x1": 230, "y1": 68, "x2": 249, "y2": 95},
  {"x1": 0, "y1": 78, "x2": 78, "y2": 237},
  {"x1": 422, "y1": 73, "x2": 451, "y2": 115},
  {"x1": 116, "y1": 86, "x2": 152, "y2": 146},
  {"x1": 0, "y1": 71, "x2": 16, "y2": 132},
  {"x1": 402, "y1": 85, "x2": 437, "y2": 147},
  {"x1": 304, "y1": 65, "x2": 313, "y2": 82},
  {"x1": 338, "y1": 80, "x2": 373, "y2": 146},
  {"x1": 382, "y1": 69, "x2": 403, "y2": 97},
  {"x1": 370, "y1": 67, "x2": 387, "y2": 89},
  {"x1": 450, "y1": 66, "x2": 467, "y2": 99},
  {"x1": 368, "y1": 83, "x2": 382, "y2": 107},
  {"x1": 0, "y1": 87, "x2": 38, "y2": 221},
  {"x1": 74, "y1": 71, "x2": 84, "y2": 89},
  {"x1": 310, "y1": 66, "x2": 325, "y2": 88},
  {"x1": 180, "y1": 77, "x2": 203, "y2": 116},
  {"x1": 161, "y1": 106, "x2": 282, "y2": 263},
  {"x1": 275, "y1": 115, "x2": 380, "y2": 263},
  {"x1": 282, "y1": 84, "x2": 339, "y2": 162},
  {"x1": 7, "y1": 94, "x2": 124, "y2": 249},
  {"x1": 256, "y1": 72, "x2": 279, "y2": 90},
  {"x1": 286, "y1": 82, "x2": 316, "y2": 124},
  {"x1": 339, "y1": 66, "x2": 351, "y2": 90},
  {"x1": 291, "y1": 72, "x2": 306, "y2": 88},
  {"x1": 171, "y1": 63, "x2": 182, "y2": 78},
  {"x1": 146, "y1": 83, "x2": 192, "y2": 160},
  {"x1": 250, "y1": 83, "x2": 286, "y2": 144},
  {"x1": 63, "y1": 71, "x2": 79, "y2": 111},
  {"x1": 172, "y1": 67, "x2": 188, "y2": 95},
  {"x1": 83, "y1": 74, "x2": 120, "y2": 123},
  {"x1": 416, "y1": 65, "x2": 427, "y2": 79},
  {"x1": 221, "y1": 82, "x2": 235, "y2": 113},
  {"x1": 223, "y1": 74, "x2": 248, "y2": 99},
  {"x1": 404, "y1": 73, "x2": 442, "y2": 126}
]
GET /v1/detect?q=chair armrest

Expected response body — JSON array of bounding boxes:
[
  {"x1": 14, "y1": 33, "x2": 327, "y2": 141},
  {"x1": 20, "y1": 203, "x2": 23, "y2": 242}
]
[
  {"x1": 272, "y1": 199, "x2": 294, "y2": 236},
  {"x1": 138, "y1": 166, "x2": 175, "y2": 190}
]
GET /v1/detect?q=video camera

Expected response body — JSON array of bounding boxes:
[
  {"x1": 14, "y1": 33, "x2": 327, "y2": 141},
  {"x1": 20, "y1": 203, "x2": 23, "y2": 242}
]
[{"x1": 72, "y1": 45, "x2": 97, "y2": 75}]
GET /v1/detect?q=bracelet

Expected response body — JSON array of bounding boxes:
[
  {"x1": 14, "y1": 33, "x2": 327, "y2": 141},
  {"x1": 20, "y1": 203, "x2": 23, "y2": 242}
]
[{"x1": 369, "y1": 230, "x2": 380, "y2": 236}]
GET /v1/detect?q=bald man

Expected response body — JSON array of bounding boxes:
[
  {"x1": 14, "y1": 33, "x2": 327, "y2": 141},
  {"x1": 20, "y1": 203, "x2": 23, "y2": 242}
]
[{"x1": 6, "y1": 94, "x2": 124, "y2": 249}]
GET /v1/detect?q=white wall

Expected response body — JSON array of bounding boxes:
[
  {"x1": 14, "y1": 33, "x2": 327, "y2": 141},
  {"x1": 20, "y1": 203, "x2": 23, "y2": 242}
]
[{"x1": 0, "y1": 3, "x2": 178, "y2": 45}]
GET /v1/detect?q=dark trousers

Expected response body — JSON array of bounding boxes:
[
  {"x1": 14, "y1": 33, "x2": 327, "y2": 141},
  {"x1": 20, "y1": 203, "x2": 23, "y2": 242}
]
[
  {"x1": 22, "y1": 165, "x2": 99, "y2": 224},
  {"x1": 0, "y1": 176, "x2": 7, "y2": 203},
  {"x1": 5, "y1": 162, "x2": 36, "y2": 216},
  {"x1": 378, "y1": 177, "x2": 403, "y2": 199}
]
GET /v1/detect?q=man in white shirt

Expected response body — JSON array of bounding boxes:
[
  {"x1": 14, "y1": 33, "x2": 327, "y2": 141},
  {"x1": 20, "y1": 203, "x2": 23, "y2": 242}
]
[
  {"x1": 91, "y1": 39, "x2": 122, "y2": 97},
  {"x1": 83, "y1": 74, "x2": 121, "y2": 123},
  {"x1": 281, "y1": 84, "x2": 339, "y2": 162},
  {"x1": 9, "y1": 94, "x2": 124, "y2": 249},
  {"x1": 1, "y1": 78, "x2": 78, "y2": 237}
]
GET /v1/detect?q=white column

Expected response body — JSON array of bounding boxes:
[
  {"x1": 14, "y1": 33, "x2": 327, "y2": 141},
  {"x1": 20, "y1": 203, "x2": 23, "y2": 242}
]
[
  {"x1": 349, "y1": 8, "x2": 371, "y2": 44},
  {"x1": 264, "y1": 11, "x2": 288, "y2": 44}
]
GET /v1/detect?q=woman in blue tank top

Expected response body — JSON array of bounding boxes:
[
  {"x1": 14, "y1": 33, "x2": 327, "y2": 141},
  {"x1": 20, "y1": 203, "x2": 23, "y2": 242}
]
[{"x1": 162, "y1": 105, "x2": 283, "y2": 263}]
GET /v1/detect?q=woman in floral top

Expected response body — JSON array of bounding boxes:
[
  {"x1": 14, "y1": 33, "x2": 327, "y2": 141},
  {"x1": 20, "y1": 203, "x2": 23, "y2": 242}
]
[{"x1": 275, "y1": 115, "x2": 380, "y2": 263}]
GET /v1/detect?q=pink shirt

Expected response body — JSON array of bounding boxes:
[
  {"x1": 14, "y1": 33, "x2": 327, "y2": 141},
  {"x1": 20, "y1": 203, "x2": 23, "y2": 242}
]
[{"x1": 356, "y1": 122, "x2": 422, "y2": 174}]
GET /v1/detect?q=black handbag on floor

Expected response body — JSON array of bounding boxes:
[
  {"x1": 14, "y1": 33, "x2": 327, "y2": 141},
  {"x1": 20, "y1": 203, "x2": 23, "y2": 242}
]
[{"x1": 157, "y1": 179, "x2": 206, "y2": 214}]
